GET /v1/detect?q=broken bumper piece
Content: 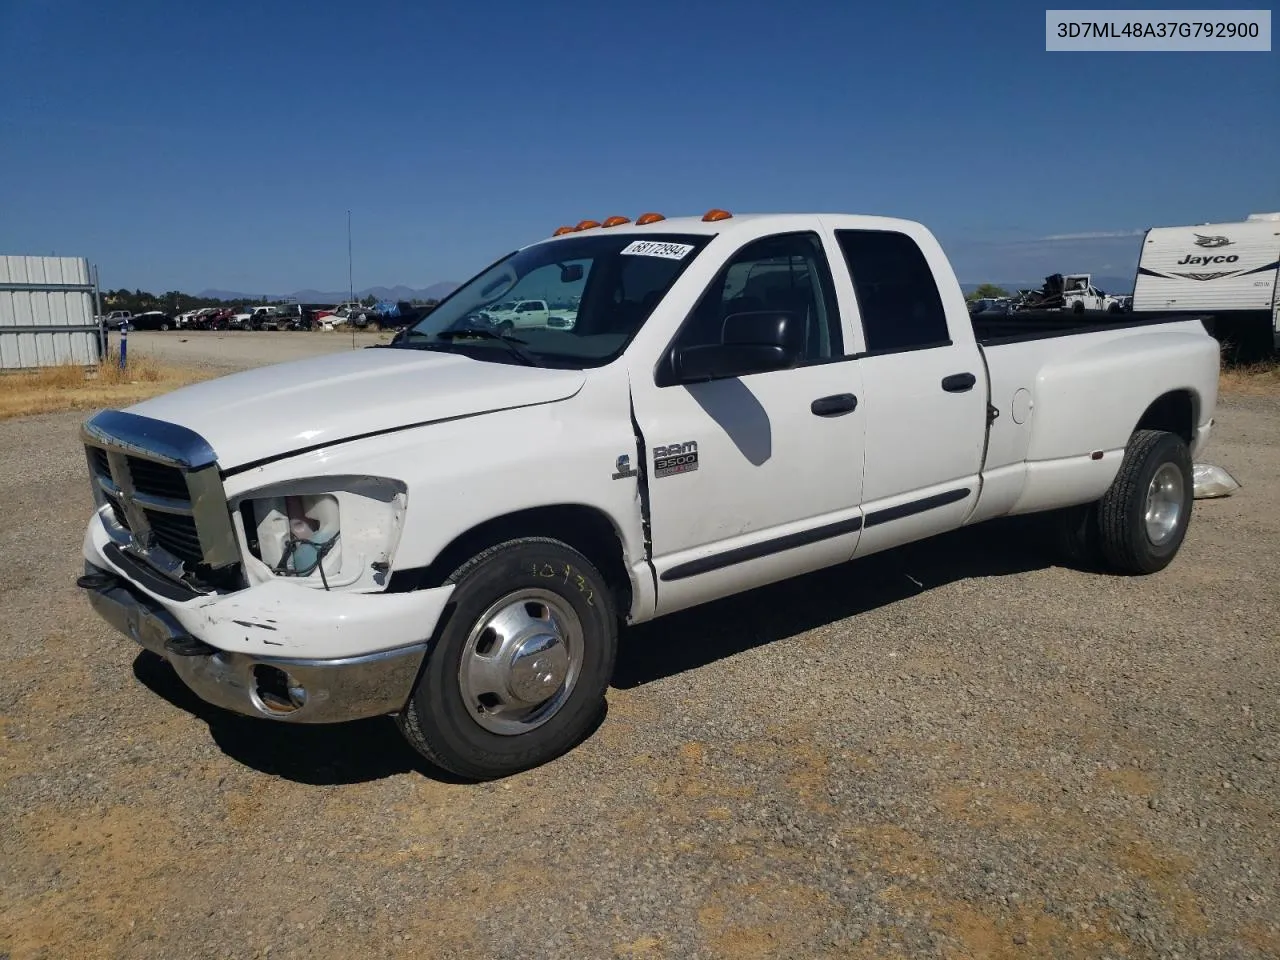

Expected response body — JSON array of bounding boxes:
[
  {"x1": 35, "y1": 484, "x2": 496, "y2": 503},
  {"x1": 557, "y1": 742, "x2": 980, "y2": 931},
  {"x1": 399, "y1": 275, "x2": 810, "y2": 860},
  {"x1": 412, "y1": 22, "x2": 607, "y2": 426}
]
[
  {"x1": 1192, "y1": 462, "x2": 1241, "y2": 499},
  {"x1": 78, "y1": 562, "x2": 430, "y2": 724}
]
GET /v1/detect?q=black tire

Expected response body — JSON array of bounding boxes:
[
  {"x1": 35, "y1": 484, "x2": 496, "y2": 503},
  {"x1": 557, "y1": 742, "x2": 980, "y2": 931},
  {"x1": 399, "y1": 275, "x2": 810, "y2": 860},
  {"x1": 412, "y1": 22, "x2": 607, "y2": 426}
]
[
  {"x1": 1072, "y1": 300, "x2": 1086, "y2": 315},
  {"x1": 160, "y1": 322, "x2": 170, "y2": 331},
  {"x1": 1096, "y1": 429, "x2": 1193, "y2": 575},
  {"x1": 397, "y1": 538, "x2": 617, "y2": 780}
]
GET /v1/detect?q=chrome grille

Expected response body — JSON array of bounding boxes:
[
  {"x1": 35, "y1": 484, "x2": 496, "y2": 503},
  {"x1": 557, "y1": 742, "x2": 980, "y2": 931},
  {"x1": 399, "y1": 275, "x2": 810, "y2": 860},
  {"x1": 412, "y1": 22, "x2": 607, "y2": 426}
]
[
  {"x1": 82, "y1": 410, "x2": 241, "y2": 589},
  {"x1": 106, "y1": 494, "x2": 132, "y2": 531},
  {"x1": 90, "y1": 446, "x2": 111, "y2": 479},
  {"x1": 144, "y1": 510, "x2": 204, "y2": 565},
  {"x1": 126, "y1": 457, "x2": 189, "y2": 500}
]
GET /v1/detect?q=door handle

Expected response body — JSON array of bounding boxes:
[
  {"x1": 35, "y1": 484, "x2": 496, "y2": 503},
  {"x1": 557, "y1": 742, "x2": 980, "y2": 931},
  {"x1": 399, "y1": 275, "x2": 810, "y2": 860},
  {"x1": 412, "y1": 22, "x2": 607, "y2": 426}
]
[
  {"x1": 941, "y1": 372, "x2": 977, "y2": 393},
  {"x1": 811, "y1": 393, "x2": 858, "y2": 417}
]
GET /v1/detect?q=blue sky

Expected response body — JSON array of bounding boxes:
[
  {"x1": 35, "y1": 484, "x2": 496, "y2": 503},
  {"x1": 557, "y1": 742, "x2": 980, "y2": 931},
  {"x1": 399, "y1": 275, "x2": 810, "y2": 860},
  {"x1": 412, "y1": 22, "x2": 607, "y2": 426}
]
[{"x1": 1, "y1": 0, "x2": 1276, "y2": 293}]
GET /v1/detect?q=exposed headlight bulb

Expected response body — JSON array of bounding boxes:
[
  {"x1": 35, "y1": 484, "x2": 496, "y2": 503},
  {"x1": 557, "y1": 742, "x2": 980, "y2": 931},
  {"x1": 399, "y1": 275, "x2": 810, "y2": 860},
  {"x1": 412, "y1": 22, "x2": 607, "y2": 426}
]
[
  {"x1": 284, "y1": 495, "x2": 339, "y2": 576},
  {"x1": 249, "y1": 493, "x2": 341, "y2": 579}
]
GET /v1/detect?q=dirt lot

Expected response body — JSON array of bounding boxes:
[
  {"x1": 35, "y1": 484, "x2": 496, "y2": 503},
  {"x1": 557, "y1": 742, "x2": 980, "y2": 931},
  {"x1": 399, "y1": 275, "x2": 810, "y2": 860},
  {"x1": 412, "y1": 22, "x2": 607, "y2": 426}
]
[
  {"x1": 123, "y1": 329, "x2": 392, "y2": 373},
  {"x1": 1, "y1": 345, "x2": 1277, "y2": 959}
]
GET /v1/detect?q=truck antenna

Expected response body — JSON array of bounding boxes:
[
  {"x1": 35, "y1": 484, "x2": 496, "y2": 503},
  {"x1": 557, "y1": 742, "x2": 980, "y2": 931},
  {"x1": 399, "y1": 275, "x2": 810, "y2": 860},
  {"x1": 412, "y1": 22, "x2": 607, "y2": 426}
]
[{"x1": 348, "y1": 209, "x2": 355, "y2": 350}]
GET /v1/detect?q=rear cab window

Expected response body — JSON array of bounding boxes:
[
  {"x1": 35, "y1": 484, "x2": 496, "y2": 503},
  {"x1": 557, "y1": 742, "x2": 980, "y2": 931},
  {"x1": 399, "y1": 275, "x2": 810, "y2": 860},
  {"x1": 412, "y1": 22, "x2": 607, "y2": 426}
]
[{"x1": 834, "y1": 229, "x2": 950, "y2": 354}]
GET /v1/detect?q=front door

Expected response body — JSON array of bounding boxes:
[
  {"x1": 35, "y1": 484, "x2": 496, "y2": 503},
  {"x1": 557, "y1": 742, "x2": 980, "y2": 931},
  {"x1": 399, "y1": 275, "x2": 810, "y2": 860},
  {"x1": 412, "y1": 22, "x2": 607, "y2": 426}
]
[{"x1": 629, "y1": 231, "x2": 867, "y2": 616}]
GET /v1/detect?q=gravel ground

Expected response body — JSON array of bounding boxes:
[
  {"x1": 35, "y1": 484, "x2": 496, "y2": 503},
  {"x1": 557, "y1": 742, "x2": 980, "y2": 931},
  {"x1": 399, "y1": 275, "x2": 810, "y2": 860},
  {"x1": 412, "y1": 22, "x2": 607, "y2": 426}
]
[{"x1": 1, "y1": 380, "x2": 1277, "y2": 959}]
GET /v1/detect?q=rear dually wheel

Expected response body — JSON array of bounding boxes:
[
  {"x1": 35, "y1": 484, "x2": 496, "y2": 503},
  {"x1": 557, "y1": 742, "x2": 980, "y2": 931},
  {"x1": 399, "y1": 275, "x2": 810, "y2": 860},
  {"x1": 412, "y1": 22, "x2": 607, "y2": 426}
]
[{"x1": 1096, "y1": 429, "x2": 1193, "y2": 574}]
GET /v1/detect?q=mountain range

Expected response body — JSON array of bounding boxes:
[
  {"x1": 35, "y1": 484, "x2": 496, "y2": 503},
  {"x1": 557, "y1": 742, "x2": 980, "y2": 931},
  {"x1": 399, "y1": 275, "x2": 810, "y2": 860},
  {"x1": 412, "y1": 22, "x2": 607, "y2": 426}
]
[{"x1": 196, "y1": 282, "x2": 460, "y2": 303}]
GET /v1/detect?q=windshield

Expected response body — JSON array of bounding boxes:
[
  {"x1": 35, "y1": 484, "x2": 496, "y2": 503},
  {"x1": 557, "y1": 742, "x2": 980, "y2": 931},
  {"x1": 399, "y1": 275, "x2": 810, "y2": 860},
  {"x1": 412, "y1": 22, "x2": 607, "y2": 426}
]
[{"x1": 399, "y1": 232, "x2": 712, "y2": 367}]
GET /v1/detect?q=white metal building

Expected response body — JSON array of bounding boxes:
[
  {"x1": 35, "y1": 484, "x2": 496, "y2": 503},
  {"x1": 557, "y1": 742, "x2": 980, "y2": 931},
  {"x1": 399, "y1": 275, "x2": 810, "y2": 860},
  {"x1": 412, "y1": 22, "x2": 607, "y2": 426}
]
[{"x1": 0, "y1": 255, "x2": 102, "y2": 371}]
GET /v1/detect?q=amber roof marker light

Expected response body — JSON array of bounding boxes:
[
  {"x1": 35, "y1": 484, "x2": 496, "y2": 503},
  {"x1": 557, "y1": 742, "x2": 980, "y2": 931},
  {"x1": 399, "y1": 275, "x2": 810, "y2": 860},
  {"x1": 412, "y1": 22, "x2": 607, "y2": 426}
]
[
  {"x1": 635, "y1": 212, "x2": 666, "y2": 225},
  {"x1": 702, "y1": 208, "x2": 733, "y2": 222},
  {"x1": 575, "y1": 219, "x2": 602, "y2": 230},
  {"x1": 552, "y1": 226, "x2": 576, "y2": 236},
  {"x1": 601, "y1": 216, "x2": 631, "y2": 228}
]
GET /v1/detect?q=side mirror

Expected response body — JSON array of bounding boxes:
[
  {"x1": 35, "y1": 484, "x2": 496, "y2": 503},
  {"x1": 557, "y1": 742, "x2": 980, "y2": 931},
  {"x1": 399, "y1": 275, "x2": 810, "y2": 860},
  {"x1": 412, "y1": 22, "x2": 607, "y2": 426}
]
[
  {"x1": 673, "y1": 311, "x2": 802, "y2": 383},
  {"x1": 559, "y1": 263, "x2": 584, "y2": 283}
]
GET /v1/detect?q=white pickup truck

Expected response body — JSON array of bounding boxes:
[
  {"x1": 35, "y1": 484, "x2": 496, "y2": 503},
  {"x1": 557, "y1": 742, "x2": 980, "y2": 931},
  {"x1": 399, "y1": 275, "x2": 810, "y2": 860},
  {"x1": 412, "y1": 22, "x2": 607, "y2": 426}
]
[
  {"x1": 1061, "y1": 274, "x2": 1125, "y2": 314},
  {"x1": 77, "y1": 210, "x2": 1219, "y2": 780},
  {"x1": 484, "y1": 298, "x2": 552, "y2": 329}
]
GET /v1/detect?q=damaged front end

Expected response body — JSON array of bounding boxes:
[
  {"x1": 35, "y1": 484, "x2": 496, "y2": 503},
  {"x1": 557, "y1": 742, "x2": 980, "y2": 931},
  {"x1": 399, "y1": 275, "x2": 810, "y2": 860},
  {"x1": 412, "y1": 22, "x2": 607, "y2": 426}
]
[
  {"x1": 77, "y1": 562, "x2": 427, "y2": 721},
  {"x1": 77, "y1": 408, "x2": 453, "y2": 724}
]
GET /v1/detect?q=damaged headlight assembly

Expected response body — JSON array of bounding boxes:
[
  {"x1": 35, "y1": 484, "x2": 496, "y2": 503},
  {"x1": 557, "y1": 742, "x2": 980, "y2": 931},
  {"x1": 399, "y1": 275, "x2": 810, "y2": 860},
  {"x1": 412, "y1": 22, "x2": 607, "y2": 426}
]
[{"x1": 232, "y1": 476, "x2": 408, "y2": 591}]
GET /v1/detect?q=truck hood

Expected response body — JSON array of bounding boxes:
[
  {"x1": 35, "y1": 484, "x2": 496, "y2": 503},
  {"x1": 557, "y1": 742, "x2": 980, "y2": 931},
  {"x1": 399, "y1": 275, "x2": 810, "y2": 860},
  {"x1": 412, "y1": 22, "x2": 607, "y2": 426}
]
[{"x1": 125, "y1": 347, "x2": 586, "y2": 470}]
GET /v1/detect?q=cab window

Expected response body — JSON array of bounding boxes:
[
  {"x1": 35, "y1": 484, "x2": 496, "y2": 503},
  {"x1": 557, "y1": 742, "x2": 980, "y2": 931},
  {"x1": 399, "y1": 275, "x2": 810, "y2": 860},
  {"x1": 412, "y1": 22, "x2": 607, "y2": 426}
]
[{"x1": 673, "y1": 232, "x2": 843, "y2": 362}]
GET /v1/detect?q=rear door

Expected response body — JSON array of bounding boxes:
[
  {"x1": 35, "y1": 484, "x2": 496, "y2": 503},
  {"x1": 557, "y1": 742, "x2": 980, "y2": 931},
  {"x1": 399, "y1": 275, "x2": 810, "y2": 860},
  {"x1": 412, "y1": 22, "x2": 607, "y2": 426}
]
[
  {"x1": 828, "y1": 227, "x2": 988, "y2": 559},
  {"x1": 629, "y1": 230, "x2": 866, "y2": 616}
]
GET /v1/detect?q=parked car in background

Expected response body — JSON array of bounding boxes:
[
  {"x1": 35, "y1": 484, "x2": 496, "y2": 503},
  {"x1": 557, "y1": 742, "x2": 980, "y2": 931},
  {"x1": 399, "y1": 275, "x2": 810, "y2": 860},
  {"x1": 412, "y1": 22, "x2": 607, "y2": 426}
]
[
  {"x1": 372, "y1": 300, "x2": 436, "y2": 330},
  {"x1": 128, "y1": 311, "x2": 177, "y2": 331},
  {"x1": 968, "y1": 297, "x2": 1014, "y2": 316},
  {"x1": 194, "y1": 308, "x2": 233, "y2": 330},
  {"x1": 1061, "y1": 275, "x2": 1126, "y2": 314},
  {"x1": 547, "y1": 303, "x2": 578, "y2": 329},
  {"x1": 268, "y1": 304, "x2": 303, "y2": 330},
  {"x1": 99, "y1": 310, "x2": 132, "y2": 330},
  {"x1": 315, "y1": 302, "x2": 372, "y2": 327},
  {"x1": 485, "y1": 298, "x2": 551, "y2": 329},
  {"x1": 483, "y1": 299, "x2": 577, "y2": 330},
  {"x1": 1016, "y1": 274, "x2": 1126, "y2": 314},
  {"x1": 247, "y1": 306, "x2": 285, "y2": 331},
  {"x1": 271, "y1": 303, "x2": 330, "y2": 331}
]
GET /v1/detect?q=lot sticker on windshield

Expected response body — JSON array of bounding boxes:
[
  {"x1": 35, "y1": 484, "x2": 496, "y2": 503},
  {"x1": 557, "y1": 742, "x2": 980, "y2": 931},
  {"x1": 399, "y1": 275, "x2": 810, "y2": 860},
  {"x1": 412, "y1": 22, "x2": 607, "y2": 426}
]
[{"x1": 621, "y1": 240, "x2": 695, "y2": 260}]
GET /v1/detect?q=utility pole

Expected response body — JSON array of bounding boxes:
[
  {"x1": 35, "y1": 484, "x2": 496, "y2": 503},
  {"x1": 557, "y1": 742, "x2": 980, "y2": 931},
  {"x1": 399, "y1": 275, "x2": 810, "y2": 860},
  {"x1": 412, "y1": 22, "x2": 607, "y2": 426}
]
[{"x1": 348, "y1": 209, "x2": 355, "y2": 349}]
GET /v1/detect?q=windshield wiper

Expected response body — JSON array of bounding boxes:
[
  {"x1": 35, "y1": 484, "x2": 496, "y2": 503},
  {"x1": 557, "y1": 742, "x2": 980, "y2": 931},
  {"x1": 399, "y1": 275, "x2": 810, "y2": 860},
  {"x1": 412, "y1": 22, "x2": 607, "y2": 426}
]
[{"x1": 435, "y1": 328, "x2": 540, "y2": 366}]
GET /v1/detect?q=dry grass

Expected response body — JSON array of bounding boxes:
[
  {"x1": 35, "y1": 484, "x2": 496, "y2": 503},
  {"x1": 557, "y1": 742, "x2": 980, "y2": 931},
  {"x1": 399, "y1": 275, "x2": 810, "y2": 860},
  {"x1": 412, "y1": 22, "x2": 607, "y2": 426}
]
[
  {"x1": 1220, "y1": 361, "x2": 1280, "y2": 397},
  {"x1": 0, "y1": 351, "x2": 213, "y2": 421},
  {"x1": 2, "y1": 343, "x2": 1272, "y2": 423}
]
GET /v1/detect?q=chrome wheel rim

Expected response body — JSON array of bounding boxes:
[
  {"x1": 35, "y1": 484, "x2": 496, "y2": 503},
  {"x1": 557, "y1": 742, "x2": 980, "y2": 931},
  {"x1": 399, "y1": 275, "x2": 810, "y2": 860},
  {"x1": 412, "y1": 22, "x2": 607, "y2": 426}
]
[
  {"x1": 458, "y1": 588, "x2": 583, "y2": 736},
  {"x1": 1144, "y1": 462, "x2": 1185, "y2": 546}
]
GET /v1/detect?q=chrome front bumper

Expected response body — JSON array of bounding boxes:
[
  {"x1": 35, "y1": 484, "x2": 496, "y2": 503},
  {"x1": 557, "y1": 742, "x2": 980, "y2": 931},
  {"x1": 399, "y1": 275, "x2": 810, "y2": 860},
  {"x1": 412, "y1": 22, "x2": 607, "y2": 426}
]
[{"x1": 80, "y1": 563, "x2": 427, "y2": 724}]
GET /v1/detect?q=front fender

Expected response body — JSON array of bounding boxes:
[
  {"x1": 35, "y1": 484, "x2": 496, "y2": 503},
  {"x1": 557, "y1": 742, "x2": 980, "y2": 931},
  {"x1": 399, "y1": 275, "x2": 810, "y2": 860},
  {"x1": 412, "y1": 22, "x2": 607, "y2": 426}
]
[{"x1": 221, "y1": 371, "x2": 650, "y2": 614}]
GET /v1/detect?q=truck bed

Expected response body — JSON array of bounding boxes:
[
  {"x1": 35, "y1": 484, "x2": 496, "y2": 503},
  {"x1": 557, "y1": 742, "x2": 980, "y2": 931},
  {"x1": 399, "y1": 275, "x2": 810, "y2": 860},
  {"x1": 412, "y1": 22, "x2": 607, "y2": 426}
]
[{"x1": 971, "y1": 309, "x2": 1210, "y2": 346}]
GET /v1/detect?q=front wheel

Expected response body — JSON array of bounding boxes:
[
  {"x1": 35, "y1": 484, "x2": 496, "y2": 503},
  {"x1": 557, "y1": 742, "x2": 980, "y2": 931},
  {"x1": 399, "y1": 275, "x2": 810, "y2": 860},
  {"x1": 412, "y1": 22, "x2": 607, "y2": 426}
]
[
  {"x1": 1096, "y1": 429, "x2": 1193, "y2": 574},
  {"x1": 397, "y1": 538, "x2": 617, "y2": 780}
]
